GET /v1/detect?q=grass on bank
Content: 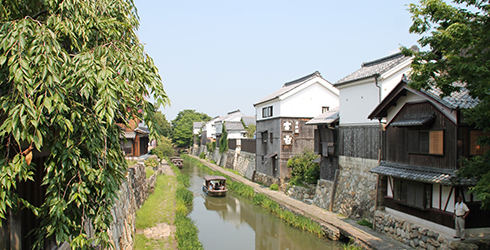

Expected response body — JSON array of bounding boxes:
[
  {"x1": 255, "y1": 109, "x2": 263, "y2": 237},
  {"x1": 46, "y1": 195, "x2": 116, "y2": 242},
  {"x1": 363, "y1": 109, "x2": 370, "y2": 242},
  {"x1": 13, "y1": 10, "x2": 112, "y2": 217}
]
[
  {"x1": 356, "y1": 218, "x2": 373, "y2": 229},
  {"x1": 169, "y1": 158, "x2": 204, "y2": 250},
  {"x1": 134, "y1": 173, "x2": 176, "y2": 250},
  {"x1": 181, "y1": 154, "x2": 325, "y2": 238}
]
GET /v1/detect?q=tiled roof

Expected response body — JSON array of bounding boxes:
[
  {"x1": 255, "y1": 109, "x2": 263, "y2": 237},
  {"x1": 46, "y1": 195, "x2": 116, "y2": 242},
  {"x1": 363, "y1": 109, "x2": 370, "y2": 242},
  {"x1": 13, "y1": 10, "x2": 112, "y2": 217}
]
[
  {"x1": 216, "y1": 110, "x2": 244, "y2": 122},
  {"x1": 390, "y1": 113, "x2": 435, "y2": 127},
  {"x1": 193, "y1": 122, "x2": 204, "y2": 129},
  {"x1": 335, "y1": 52, "x2": 410, "y2": 86},
  {"x1": 421, "y1": 83, "x2": 479, "y2": 109},
  {"x1": 241, "y1": 116, "x2": 256, "y2": 126},
  {"x1": 254, "y1": 71, "x2": 324, "y2": 106},
  {"x1": 370, "y1": 161, "x2": 476, "y2": 186},
  {"x1": 306, "y1": 109, "x2": 339, "y2": 125},
  {"x1": 224, "y1": 121, "x2": 245, "y2": 131}
]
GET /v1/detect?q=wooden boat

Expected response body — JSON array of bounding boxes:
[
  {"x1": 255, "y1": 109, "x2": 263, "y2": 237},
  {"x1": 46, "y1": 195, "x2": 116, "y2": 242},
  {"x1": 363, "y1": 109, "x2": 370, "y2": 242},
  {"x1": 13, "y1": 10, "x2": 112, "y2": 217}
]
[
  {"x1": 170, "y1": 157, "x2": 183, "y2": 169},
  {"x1": 202, "y1": 175, "x2": 227, "y2": 197}
]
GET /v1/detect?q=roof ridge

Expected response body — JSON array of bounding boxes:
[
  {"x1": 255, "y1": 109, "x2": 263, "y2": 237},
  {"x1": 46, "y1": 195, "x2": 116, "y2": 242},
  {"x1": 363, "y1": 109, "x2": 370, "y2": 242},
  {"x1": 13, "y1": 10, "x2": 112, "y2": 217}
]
[
  {"x1": 284, "y1": 71, "x2": 321, "y2": 87},
  {"x1": 361, "y1": 52, "x2": 404, "y2": 67}
]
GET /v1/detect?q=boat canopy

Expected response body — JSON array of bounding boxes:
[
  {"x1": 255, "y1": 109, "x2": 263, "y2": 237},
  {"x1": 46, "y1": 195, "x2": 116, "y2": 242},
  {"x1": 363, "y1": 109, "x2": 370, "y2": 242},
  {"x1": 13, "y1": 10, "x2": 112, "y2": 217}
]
[{"x1": 204, "y1": 175, "x2": 227, "y2": 181}]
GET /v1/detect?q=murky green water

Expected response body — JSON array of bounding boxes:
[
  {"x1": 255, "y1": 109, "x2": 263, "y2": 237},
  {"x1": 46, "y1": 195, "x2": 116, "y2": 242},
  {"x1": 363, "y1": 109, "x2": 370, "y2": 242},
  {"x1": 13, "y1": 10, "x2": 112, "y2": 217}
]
[{"x1": 182, "y1": 161, "x2": 345, "y2": 250}]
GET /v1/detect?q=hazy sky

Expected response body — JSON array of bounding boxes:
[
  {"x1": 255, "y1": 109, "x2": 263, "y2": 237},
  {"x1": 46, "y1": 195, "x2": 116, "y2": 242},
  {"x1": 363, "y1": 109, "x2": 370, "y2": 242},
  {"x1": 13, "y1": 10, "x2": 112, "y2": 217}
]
[{"x1": 133, "y1": 0, "x2": 421, "y2": 121}]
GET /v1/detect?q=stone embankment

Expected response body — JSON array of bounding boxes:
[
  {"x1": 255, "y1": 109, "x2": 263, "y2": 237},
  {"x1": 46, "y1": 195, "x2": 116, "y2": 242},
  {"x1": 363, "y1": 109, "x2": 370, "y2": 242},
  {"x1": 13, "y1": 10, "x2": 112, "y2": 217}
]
[{"x1": 105, "y1": 158, "x2": 164, "y2": 250}]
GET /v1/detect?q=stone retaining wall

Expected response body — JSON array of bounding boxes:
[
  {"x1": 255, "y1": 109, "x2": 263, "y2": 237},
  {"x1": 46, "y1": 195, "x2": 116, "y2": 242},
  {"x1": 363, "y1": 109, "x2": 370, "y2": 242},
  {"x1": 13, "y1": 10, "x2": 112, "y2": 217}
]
[
  {"x1": 374, "y1": 211, "x2": 450, "y2": 249},
  {"x1": 106, "y1": 162, "x2": 150, "y2": 250},
  {"x1": 332, "y1": 156, "x2": 377, "y2": 219},
  {"x1": 234, "y1": 151, "x2": 256, "y2": 180},
  {"x1": 313, "y1": 179, "x2": 335, "y2": 210},
  {"x1": 254, "y1": 172, "x2": 282, "y2": 188},
  {"x1": 286, "y1": 183, "x2": 316, "y2": 204}
]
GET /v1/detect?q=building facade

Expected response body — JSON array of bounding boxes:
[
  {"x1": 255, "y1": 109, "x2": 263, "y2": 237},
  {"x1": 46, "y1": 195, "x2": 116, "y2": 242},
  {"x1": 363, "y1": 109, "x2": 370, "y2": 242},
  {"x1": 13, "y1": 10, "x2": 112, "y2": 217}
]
[{"x1": 254, "y1": 71, "x2": 339, "y2": 180}]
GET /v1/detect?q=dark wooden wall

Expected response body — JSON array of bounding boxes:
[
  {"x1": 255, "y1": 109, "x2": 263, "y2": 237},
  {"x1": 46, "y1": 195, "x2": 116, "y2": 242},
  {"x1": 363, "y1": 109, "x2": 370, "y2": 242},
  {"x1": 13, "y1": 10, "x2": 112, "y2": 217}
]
[
  {"x1": 338, "y1": 125, "x2": 382, "y2": 160},
  {"x1": 386, "y1": 102, "x2": 458, "y2": 169}
]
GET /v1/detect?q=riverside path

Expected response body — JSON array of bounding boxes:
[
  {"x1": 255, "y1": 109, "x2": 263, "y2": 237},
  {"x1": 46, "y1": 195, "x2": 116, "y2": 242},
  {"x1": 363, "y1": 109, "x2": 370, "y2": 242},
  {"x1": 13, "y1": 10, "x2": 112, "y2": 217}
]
[{"x1": 188, "y1": 154, "x2": 412, "y2": 250}]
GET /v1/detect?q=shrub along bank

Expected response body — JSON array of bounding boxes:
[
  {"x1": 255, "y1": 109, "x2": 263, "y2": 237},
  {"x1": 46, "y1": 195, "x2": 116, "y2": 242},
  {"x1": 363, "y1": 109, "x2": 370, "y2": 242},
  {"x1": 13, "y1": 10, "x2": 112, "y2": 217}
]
[{"x1": 169, "y1": 159, "x2": 203, "y2": 250}]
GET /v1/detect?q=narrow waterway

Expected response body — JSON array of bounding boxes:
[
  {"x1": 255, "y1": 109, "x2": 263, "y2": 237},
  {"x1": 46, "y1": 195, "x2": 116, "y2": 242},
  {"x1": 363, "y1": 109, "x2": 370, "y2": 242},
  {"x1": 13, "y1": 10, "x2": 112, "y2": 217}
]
[{"x1": 181, "y1": 160, "x2": 345, "y2": 250}]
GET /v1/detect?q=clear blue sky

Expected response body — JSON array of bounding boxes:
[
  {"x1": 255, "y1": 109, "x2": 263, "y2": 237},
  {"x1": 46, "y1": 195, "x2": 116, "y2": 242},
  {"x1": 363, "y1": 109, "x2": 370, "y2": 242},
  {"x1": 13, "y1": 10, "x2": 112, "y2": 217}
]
[{"x1": 133, "y1": 0, "x2": 421, "y2": 121}]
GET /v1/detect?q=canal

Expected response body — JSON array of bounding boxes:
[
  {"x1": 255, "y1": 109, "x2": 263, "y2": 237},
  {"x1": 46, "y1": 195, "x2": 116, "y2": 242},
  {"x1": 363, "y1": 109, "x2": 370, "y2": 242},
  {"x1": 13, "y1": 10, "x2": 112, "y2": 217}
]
[{"x1": 181, "y1": 160, "x2": 346, "y2": 250}]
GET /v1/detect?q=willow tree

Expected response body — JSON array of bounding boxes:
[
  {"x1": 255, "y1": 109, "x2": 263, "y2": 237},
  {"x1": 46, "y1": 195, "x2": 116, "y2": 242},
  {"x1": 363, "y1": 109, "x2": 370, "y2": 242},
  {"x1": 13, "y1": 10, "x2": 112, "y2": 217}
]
[
  {"x1": 403, "y1": 0, "x2": 490, "y2": 209},
  {"x1": 0, "y1": 0, "x2": 169, "y2": 248}
]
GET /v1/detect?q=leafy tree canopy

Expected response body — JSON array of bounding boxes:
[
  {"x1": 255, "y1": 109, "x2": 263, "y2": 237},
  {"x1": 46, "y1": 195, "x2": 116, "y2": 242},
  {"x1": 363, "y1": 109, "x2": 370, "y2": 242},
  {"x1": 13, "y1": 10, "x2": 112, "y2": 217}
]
[
  {"x1": 0, "y1": 0, "x2": 169, "y2": 248},
  {"x1": 403, "y1": 0, "x2": 490, "y2": 209},
  {"x1": 152, "y1": 135, "x2": 174, "y2": 159},
  {"x1": 171, "y1": 109, "x2": 211, "y2": 148},
  {"x1": 154, "y1": 111, "x2": 172, "y2": 138}
]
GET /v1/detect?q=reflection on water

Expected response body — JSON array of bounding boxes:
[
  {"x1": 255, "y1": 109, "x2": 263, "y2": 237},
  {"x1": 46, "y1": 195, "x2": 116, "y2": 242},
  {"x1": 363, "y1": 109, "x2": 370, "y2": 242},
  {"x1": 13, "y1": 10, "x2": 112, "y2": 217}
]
[{"x1": 182, "y1": 161, "x2": 345, "y2": 250}]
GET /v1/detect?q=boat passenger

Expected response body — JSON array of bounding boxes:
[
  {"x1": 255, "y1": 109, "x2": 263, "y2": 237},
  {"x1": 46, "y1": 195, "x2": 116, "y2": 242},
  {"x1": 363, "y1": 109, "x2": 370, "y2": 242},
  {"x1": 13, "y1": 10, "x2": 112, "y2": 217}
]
[{"x1": 209, "y1": 182, "x2": 213, "y2": 191}]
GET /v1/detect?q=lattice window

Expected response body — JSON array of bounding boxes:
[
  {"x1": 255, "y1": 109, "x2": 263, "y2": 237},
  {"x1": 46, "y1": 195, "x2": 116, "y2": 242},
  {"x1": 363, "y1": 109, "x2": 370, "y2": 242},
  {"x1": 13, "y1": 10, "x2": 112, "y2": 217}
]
[{"x1": 429, "y1": 130, "x2": 444, "y2": 155}]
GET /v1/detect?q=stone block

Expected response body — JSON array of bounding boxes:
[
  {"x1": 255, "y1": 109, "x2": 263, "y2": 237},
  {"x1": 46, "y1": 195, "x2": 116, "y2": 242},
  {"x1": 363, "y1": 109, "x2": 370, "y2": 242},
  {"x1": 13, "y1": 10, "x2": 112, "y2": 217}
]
[
  {"x1": 432, "y1": 233, "x2": 439, "y2": 239},
  {"x1": 427, "y1": 238, "x2": 439, "y2": 247},
  {"x1": 410, "y1": 239, "x2": 418, "y2": 248},
  {"x1": 448, "y1": 241, "x2": 478, "y2": 250},
  {"x1": 437, "y1": 235, "x2": 446, "y2": 243},
  {"x1": 419, "y1": 240, "x2": 426, "y2": 248}
]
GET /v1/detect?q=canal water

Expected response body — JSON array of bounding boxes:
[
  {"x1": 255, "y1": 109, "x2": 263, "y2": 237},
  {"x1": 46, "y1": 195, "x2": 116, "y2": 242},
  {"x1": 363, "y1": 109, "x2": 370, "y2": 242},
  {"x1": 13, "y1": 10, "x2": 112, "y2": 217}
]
[{"x1": 181, "y1": 160, "x2": 346, "y2": 250}]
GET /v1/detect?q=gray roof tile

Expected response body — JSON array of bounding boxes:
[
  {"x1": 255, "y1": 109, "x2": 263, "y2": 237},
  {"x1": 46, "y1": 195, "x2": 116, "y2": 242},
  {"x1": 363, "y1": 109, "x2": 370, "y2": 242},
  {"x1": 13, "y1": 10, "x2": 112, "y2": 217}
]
[
  {"x1": 224, "y1": 121, "x2": 245, "y2": 131},
  {"x1": 390, "y1": 113, "x2": 435, "y2": 127},
  {"x1": 306, "y1": 109, "x2": 339, "y2": 125},
  {"x1": 370, "y1": 161, "x2": 476, "y2": 186},
  {"x1": 254, "y1": 71, "x2": 324, "y2": 106},
  {"x1": 421, "y1": 83, "x2": 479, "y2": 109},
  {"x1": 335, "y1": 52, "x2": 410, "y2": 86}
]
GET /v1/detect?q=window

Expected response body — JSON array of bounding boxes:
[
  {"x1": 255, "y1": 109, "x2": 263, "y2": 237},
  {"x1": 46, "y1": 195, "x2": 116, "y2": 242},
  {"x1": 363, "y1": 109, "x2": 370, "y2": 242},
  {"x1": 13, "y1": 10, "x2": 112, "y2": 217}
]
[
  {"x1": 262, "y1": 106, "x2": 273, "y2": 118},
  {"x1": 322, "y1": 106, "x2": 330, "y2": 113},
  {"x1": 270, "y1": 132, "x2": 273, "y2": 143},
  {"x1": 470, "y1": 130, "x2": 490, "y2": 155},
  {"x1": 408, "y1": 130, "x2": 444, "y2": 155},
  {"x1": 393, "y1": 179, "x2": 432, "y2": 210},
  {"x1": 261, "y1": 131, "x2": 268, "y2": 143}
]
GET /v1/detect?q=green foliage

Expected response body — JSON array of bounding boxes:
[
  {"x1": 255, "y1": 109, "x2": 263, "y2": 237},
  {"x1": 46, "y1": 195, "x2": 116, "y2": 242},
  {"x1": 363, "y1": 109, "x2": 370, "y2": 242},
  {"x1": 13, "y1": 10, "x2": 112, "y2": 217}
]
[
  {"x1": 251, "y1": 193, "x2": 324, "y2": 237},
  {"x1": 0, "y1": 0, "x2": 169, "y2": 248},
  {"x1": 206, "y1": 141, "x2": 216, "y2": 153},
  {"x1": 172, "y1": 158, "x2": 203, "y2": 250},
  {"x1": 219, "y1": 122, "x2": 228, "y2": 154},
  {"x1": 287, "y1": 149, "x2": 320, "y2": 185},
  {"x1": 270, "y1": 183, "x2": 279, "y2": 191},
  {"x1": 171, "y1": 110, "x2": 211, "y2": 148},
  {"x1": 404, "y1": 0, "x2": 490, "y2": 209},
  {"x1": 145, "y1": 158, "x2": 158, "y2": 169},
  {"x1": 175, "y1": 214, "x2": 203, "y2": 250},
  {"x1": 198, "y1": 152, "x2": 206, "y2": 159},
  {"x1": 152, "y1": 135, "x2": 174, "y2": 159},
  {"x1": 356, "y1": 218, "x2": 373, "y2": 229},
  {"x1": 145, "y1": 167, "x2": 155, "y2": 179},
  {"x1": 228, "y1": 181, "x2": 255, "y2": 199},
  {"x1": 126, "y1": 160, "x2": 137, "y2": 167},
  {"x1": 154, "y1": 111, "x2": 172, "y2": 138},
  {"x1": 343, "y1": 240, "x2": 363, "y2": 250},
  {"x1": 241, "y1": 118, "x2": 256, "y2": 138}
]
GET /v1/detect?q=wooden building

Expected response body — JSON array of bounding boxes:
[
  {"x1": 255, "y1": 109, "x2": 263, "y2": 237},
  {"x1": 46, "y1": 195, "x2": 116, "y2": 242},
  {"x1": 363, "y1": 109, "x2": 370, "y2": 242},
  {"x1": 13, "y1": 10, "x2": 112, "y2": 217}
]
[
  {"x1": 118, "y1": 119, "x2": 149, "y2": 157},
  {"x1": 368, "y1": 78, "x2": 490, "y2": 234},
  {"x1": 306, "y1": 109, "x2": 339, "y2": 181}
]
